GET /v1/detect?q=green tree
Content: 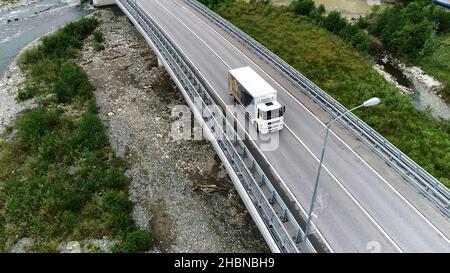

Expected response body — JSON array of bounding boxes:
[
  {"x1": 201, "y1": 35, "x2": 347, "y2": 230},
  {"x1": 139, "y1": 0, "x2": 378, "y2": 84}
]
[
  {"x1": 322, "y1": 11, "x2": 347, "y2": 34},
  {"x1": 290, "y1": 0, "x2": 316, "y2": 16}
]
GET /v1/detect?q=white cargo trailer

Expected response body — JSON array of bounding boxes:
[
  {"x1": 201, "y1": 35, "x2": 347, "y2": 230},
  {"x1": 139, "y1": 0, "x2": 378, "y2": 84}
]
[{"x1": 228, "y1": 66, "x2": 285, "y2": 134}]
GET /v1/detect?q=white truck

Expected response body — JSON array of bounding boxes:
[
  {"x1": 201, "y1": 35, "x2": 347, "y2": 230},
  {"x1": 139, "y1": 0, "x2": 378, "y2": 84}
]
[{"x1": 228, "y1": 66, "x2": 285, "y2": 134}]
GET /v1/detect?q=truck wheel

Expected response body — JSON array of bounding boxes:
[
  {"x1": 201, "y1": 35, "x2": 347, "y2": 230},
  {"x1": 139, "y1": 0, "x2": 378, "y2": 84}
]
[{"x1": 256, "y1": 124, "x2": 260, "y2": 133}]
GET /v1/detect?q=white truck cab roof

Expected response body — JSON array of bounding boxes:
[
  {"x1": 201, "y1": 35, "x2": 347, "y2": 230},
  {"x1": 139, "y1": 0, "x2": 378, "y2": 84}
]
[{"x1": 258, "y1": 100, "x2": 282, "y2": 111}]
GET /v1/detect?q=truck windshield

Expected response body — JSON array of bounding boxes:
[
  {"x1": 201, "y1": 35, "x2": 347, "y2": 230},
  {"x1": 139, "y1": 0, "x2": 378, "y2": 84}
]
[{"x1": 262, "y1": 108, "x2": 283, "y2": 120}]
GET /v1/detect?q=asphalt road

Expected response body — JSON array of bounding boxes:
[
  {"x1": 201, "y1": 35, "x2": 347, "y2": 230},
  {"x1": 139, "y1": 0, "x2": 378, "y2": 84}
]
[{"x1": 131, "y1": 0, "x2": 450, "y2": 252}]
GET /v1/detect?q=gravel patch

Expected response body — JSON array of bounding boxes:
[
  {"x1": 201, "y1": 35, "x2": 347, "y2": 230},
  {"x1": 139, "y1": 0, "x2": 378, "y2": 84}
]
[{"x1": 79, "y1": 7, "x2": 269, "y2": 253}]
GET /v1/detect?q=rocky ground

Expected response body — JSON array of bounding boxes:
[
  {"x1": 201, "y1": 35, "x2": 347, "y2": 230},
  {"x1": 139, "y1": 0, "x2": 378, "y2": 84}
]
[{"x1": 78, "y1": 8, "x2": 268, "y2": 253}]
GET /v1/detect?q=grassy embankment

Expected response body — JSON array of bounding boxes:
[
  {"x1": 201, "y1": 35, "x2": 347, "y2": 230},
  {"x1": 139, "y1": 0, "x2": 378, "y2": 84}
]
[
  {"x1": 0, "y1": 18, "x2": 152, "y2": 252},
  {"x1": 207, "y1": 1, "x2": 450, "y2": 187}
]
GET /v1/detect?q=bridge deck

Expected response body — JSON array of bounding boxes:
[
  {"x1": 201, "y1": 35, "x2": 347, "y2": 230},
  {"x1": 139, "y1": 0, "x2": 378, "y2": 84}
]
[{"x1": 129, "y1": 0, "x2": 450, "y2": 252}]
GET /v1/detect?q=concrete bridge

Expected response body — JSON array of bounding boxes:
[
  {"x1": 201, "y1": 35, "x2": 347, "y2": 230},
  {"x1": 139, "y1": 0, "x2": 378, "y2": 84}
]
[{"x1": 95, "y1": 0, "x2": 450, "y2": 253}]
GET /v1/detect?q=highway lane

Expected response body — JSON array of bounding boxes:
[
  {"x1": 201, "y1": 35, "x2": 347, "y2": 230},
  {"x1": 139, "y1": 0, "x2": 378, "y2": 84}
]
[
  {"x1": 136, "y1": 0, "x2": 395, "y2": 252},
  {"x1": 134, "y1": 0, "x2": 450, "y2": 252}
]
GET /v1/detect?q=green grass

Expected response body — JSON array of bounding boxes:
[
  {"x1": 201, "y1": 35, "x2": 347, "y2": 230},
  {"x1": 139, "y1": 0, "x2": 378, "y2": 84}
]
[
  {"x1": 0, "y1": 17, "x2": 152, "y2": 252},
  {"x1": 213, "y1": 1, "x2": 450, "y2": 187},
  {"x1": 93, "y1": 31, "x2": 105, "y2": 52}
]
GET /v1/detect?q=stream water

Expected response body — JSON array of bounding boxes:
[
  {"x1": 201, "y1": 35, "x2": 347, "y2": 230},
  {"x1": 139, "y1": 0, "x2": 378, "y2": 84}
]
[
  {"x1": 0, "y1": 0, "x2": 95, "y2": 77},
  {"x1": 370, "y1": 45, "x2": 450, "y2": 121}
]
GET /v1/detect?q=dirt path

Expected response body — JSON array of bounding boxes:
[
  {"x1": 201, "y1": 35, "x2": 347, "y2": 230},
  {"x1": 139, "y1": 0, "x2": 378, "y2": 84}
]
[{"x1": 79, "y1": 7, "x2": 268, "y2": 253}]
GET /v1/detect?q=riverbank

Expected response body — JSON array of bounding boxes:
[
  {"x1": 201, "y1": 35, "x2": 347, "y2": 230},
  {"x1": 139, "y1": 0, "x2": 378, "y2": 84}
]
[
  {"x1": 212, "y1": 1, "x2": 450, "y2": 187},
  {"x1": 0, "y1": 14, "x2": 153, "y2": 252}
]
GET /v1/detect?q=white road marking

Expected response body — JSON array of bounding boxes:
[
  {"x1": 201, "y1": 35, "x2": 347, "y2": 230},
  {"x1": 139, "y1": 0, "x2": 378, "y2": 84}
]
[{"x1": 172, "y1": 0, "x2": 450, "y2": 245}]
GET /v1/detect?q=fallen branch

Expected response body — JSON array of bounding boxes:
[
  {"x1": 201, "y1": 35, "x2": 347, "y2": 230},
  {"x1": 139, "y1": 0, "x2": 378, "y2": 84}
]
[{"x1": 192, "y1": 184, "x2": 228, "y2": 194}]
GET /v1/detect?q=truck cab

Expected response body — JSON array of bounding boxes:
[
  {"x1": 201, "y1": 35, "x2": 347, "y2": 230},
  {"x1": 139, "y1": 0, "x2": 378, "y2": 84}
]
[{"x1": 256, "y1": 101, "x2": 285, "y2": 134}]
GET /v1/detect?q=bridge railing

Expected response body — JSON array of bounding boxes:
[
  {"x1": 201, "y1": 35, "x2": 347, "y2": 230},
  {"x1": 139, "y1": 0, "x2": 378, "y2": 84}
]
[
  {"x1": 117, "y1": 0, "x2": 316, "y2": 252},
  {"x1": 185, "y1": 0, "x2": 450, "y2": 218}
]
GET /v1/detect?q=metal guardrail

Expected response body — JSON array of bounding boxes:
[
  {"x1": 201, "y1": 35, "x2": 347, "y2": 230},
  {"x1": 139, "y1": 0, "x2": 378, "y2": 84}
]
[
  {"x1": 117, "y1": 0, "x2": 316, "y2": 252},
  {"x1": 185, "y1": 0, "x2": 450, "y2": 218}
]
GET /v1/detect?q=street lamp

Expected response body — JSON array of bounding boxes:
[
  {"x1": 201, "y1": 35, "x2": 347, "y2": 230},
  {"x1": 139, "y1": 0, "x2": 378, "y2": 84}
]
[{"x1": 300, "y1": 97, "x2": 381, "y2": 252}]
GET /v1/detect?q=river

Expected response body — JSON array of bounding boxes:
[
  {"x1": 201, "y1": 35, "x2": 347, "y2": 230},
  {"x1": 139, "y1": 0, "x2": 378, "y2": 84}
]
[{"x1": 0, "y1": 0, "x2": 95, "y2": 78}]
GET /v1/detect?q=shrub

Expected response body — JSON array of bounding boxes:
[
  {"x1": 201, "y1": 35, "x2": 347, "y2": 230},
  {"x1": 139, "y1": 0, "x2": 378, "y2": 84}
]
[
  {"x1": 17, "y1": 85, "x2": 39, "y2": 101},
  {"x1": 93, "y1": 31, "x2": 104, "y2": 43},
  {"x1": 87, "y1": 99, "x2": 98, "y2": 114},
  {"x1": 322, "y1": 11, "x2": 348, "y2": 34},
  {"x1": 290, "y1": 0, "x2": 315, "y2": 16},
  {"x1": 72, "y1": 113, "x2": 108, "y2": 151},
  {"x1": 37, "y1": 131, "x2": 66, "y2": 164},
  {"x1": 53, "y1": 62, "x2": 93, "y2": 103},
  {"x1": 112, "y1": 230, "x2": 153, "y2": 253},
  {"x1": 93, "y1": 43, "x2": 105, "y2": 52},
  {"x1": 17, "y1": 109, "x2": 62, "y2": 147},
  {"x1": 369, "y1": 0, "x2": 446, "y2": 60}
]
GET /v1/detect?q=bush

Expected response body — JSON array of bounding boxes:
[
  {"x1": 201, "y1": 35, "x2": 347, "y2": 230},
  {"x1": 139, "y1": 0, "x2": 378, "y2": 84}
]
[
  {"x1": 16, "y1": 85, "x2": 39, "y2": 101},
  {"x1": 93, "y1": 31, "x2": 104, "y2": 43},
  {"x1": 37, "y1": 131, "x2": 66, "y2": 164},
  {"x1": 369, "y1": 0, "x2": 446, "y2": 60},
  {"x1": 17, "y1": 109, "x2": 62, "y2": 148},
  {"x1": 290, "y1": 0, "x2": 315, "y2": 16},
  {"x1": 322, "y1": 11, "x2": 348, "y2": 34},
  {"x1": 389, "y1": 19, "x2": 437, "y2": 59},
  {"x1": 53, "y1": 62, "x2": 93, "y2": 103},
  {"x1": 93, "y1": 43, "x2": 105, "y2": 52},
  {"x1": 112, "y1": 230, "x2": 153, "y2": 253},
  {"x1": 72, "y1": 113, "x2": 108, "y2": 151},
  {"x1": 87, "y1": 99, "x2": 98, "y2": 114}
]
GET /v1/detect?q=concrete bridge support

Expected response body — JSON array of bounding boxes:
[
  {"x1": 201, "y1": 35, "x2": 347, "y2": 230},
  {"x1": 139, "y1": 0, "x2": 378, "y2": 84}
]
[{"x1": 93, "y1": 0, "x2": 116, "y2": 7}]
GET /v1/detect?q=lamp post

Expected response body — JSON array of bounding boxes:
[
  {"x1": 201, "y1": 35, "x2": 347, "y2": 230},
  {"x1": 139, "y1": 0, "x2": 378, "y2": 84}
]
[{"x1": 300, "y1": 97, "x2": 381, "y2": 252}]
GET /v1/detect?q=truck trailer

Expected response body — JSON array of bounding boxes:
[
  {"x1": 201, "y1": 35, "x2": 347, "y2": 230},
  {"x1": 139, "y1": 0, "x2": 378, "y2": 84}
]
[{"x1": 228, "y1": 66, "x2": 285, "y2": 134}]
